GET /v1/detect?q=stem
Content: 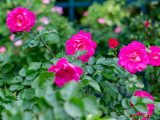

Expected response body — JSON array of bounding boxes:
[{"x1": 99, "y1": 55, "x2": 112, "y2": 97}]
[{"x1": 31, "y1": 30, "x2": 54, "y2": 58}]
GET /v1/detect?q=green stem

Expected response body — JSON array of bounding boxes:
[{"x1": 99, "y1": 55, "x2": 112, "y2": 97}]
[{"x1": 31, "y1": 30, "x2": 54, "y2": 58}]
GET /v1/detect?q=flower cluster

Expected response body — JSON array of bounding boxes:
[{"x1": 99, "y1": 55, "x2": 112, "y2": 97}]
[
  {"x1": 118, "y1": 41, "x2": 160, "y2": 74},
  {"x1": 118, "y1": 41, "x2": 149, "y2": 74}
]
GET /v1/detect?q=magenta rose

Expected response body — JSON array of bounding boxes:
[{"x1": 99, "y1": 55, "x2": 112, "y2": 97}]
[
  {"x1": 133, "y1": 90, "x2": 154, "y2": 120},
  {"x1": 66, "y1": 30, "x2": 97, "y2": 62},
  {"x1": 6, "y1": 7, "x2": 36, "y2": 33},
  {"x1": 148, "y1": 46, "x2": 160, "y2": 66},
  {"x1": 118, "y1": 41, "x2": 149, "y2": 74},
  {"x1": 48, "y1": 58, "x2": 83, "y2": 87}
]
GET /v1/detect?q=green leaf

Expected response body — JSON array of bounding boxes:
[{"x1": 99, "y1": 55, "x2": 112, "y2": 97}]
[
  {"x1": 88, "y1": 57, "x2": 95, "y2": 65},
  {"x1": 142, "y1": 97, "x2": 154, "y2": 104},
  {"x1": 75, "y1": 50, "x2": 87, "y2": 58},
  {"x1": 64, "y1": 97, "x2": 84, "y2": 118},
  {"x1": 60, "y1": 81, "x2": 79, "y2": 101},
  {"x1": 122, "y1": 99, "x2": 129, "y2": 109},
  {"x1": 22, "y1": 88, "x2": 34, "y2": 100},
  {"x1": 135, "y1": 103, "x2": 148, "y2": 114},
  {"x1": 11, "y1": 76, "x2": 23, "y2": 84},
  {"x1": 28, "y1": 62, "x2": 41, "y2": 71},
  {"x1": 155, "y1": 103, "x2": 160, "y2": 115},
  {"x1": 13, "y1": 34, "x2": 24, "y2": 42},
  {"x1": 82, "y1": 97, "x2": 99, "y2": 114},
  {"x1": 32, "y1": 72, "x2": 53, "y2": 97},
  {"x1": 29, "y1": 40, "x2": 39, "y2": 48},
  {"x1": 2, "y1": 64, "x2": 14, "y2": 73},
  {"x1": 34, "y1": 29, "x2": 58, "y2": 41},
  {"x1": 131, "y1": 96, "x2": 141, "y2": 105},
  {"x1": 19, "y1": 68, "x2": 26, "y2": 77},
  {"x1": 9, "y1": 84, "x2": 24, "y2": 91},
  {"x1": 117, "y1": 115, "x2": 127, "y2": 120},
  {"x1": 88, "y1": 80, "x2": 101, "y2": 92}
]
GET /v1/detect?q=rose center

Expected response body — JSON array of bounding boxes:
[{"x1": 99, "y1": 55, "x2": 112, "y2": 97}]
[
  {"x1": 74, "y1": 39, "x2": 85, "y2": 51},
  {"x1": 129, "y1": 52, "x2": 141, "y2": 62},
  {"x1": 153, "y1": 54, "x2": 159, "y2": 60},
  {"x1": 57, "y1": 66, "x2": 74, "y2": 79},
  {"x1": 17, "y1": 15, "x2": 23, "y2": 26}
]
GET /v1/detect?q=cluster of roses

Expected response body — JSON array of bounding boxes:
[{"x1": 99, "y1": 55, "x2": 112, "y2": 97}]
[
  {"x1": 5, "y1": 7, "x2": 155, "y2": 120},
  {"x1": 6, "y1": 7, "x2": 96, "y2": 87},
  {"x1": 118, "y1": 41, "x2": 160, "y2": 74}
]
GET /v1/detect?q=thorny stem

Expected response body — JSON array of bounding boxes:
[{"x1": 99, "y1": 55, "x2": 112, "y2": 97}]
[{"x1": 31, "y1": 30, "x2": 54, "y2": 58}]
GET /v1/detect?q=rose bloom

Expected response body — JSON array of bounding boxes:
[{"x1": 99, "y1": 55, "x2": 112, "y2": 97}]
[
  {"x1": 51, "y1": 6, "x2": 63, "y2": 15},
  {"x1": 97, "y1": 18, "x2": 106, "y2": 24},
  {"x1": 118, "y1": 41, "x2": 149, "y2": 74},
  {"x1": 40, "y1": 17, "x2": 49, "y2": 25},
  {"x1": 132, "y1": 90, "x2": 154, "y2": 120},
  {"x1": 0, "y1": 46, "x2": 6, "y2": 53},
  {"x1": 83, "y1": 11, "x2": 89, "y2": 16},
  {"x1": 144, "y1": 21, "x2": 150, "y2": 28},
  {"x1": 36, "y1": 26, "x2": 44, "y2": 32},
  {"x1": 108, "y1": 38, "x2": 119, "y2": 49},
  {"x1": 66, "y1": 30, "x2": 97, "y2": 62},
  {"x1": 14, "y1": 40, "x2": 23, "y2": 46},
  {"x1": 48, "y1": 58, "x2": 83, "y2": 87},
  {"x1": 148, "y1": 46, "x2": 160, "y2": 66},
  {"x1": 9, "y1": 34, "x2": 15, "y2": 41},
  {"x1": 114, "y1": 26, "x2": 121, "y2": 33},
  {"x1": 6, "y1": 7, "x2": 36, "y2": 33},
  {"x1": 42, "y1": 0, "x2": 50, "y2": 4}
]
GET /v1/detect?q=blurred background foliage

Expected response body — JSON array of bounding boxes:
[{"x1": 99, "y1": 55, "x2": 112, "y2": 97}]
[{"x1": 0, "y1": 0, "x2": 160, "y2": 120}]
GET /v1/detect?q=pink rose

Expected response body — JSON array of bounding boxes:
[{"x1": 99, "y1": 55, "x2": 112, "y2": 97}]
[
  {"x1": 148, "y1": 46, "x2": 160, "y2": 66},
  {"x1": 6, "y1": 7, "x2": 36, "y2": 33},
  {"x1": 133, "y1": 90, "x2": 154, "y2": 120},
  {"x1": 51, "y1": 6, "x2": 63, "y2": 15},
  {"x1": 114, "y1": 26, "x2": 121, "y2": 33},
  {"x1": 0, "y1": 46, "x2": 6, "y2": 53},
  {"x1": 36, "y1": 26, "x2": 44, "y2": 32},
  {"x1": 40, "y1": 17, "x2": 49, "y2": 25},
  {"x1": 42, "y1": 0, "x2": 50, "y2": 4},
  {"x1": 83, "y1": 11, "x2": 89, "y2": 16},
  {"x1": 97, "y1": 18, "x2": 106, "y2": 24},
  {"x1": 48, "y1": 58, "x2": 83, "y2": 87},
  {"x1": 66, "y1": 30, "x2": 97, "y2": 62},
  {"x1": 14, "y1": 40, "x2": 23, "y2": 46},
  {"x1": 9, "y1": 34, "x2": 15, "y2": 41},
  {"x1": 118, "y1": 41, "x2": 149, "y2": 74},
  {"x1": 108, "y1": 38, "x2": 119, "y2": 49}
]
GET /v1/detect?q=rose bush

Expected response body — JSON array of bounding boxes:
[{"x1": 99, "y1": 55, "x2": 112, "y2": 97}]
[{"x1": 0, "y1": 0, "x2": 160, "y2": 120}]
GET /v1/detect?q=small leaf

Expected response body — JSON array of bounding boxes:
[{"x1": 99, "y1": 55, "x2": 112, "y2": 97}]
[
  {"x1": 11, "y1": 76, "x2": 23, "y2": 84},
  {"x1": 19, "y1": 68, "x2": 26, "y2": 77},
  {"x1": 135, "y1": 103, "x2": 148, "y2": 114},
  {"x1": 75, "y1": 50, "x2": 87, "y2": 58},
  {"x1": 64, "y1": 97, "x2": 84, "y2": 118},
  {"x1": 28, "y1": 62, "x2": 41, "y2": 71}
]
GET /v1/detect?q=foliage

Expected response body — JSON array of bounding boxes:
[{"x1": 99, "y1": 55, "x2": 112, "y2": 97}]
[{"x1": 0, "y1": 0, "x2": 160, "y2": 120}]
